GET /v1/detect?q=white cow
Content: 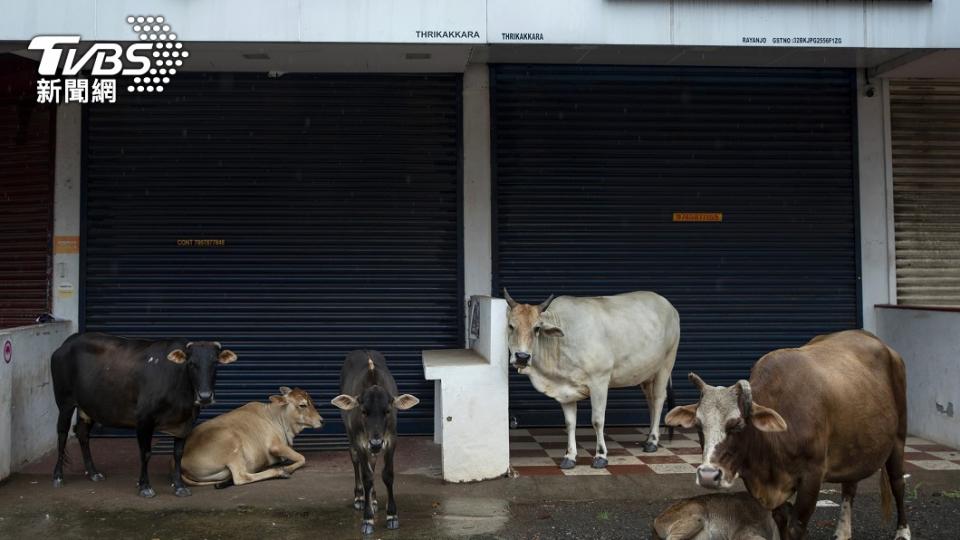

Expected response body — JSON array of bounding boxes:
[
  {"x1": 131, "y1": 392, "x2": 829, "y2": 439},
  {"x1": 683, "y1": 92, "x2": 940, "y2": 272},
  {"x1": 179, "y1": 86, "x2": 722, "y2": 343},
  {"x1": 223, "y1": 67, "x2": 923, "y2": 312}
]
[{"x1": 505, "y1": 289, "x2": 680, "y2": 469}]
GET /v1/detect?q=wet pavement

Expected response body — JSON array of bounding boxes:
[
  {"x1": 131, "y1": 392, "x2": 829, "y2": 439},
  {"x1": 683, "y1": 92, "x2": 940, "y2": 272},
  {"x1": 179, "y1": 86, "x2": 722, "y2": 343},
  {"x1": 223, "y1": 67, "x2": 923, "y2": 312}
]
[{"x1": 1, "y1": 437, "x2": 959, "y2": 539}]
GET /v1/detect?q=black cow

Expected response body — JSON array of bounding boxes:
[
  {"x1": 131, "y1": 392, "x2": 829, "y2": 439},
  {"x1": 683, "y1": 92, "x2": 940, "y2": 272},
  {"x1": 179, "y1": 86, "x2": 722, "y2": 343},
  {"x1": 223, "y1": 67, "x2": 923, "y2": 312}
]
[
  {"x1": 331, "y1": 350, "x2": 419, "y2": 535},
  {"x1": 50, "y1": 332, "x2": 237, "y2": 498}
]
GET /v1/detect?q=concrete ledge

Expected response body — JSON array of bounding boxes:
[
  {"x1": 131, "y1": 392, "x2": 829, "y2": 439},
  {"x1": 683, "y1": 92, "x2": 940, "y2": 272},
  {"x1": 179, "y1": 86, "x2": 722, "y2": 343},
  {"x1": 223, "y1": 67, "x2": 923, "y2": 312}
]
[
  {"x1": 876, "y1": 306, "x2": 960, "y2": 449},
  {"x1": 0, "y1": 321, "x2": 73, "y2": 480},
  {"x1": 423, "y1": 296, "x2": 509, "y2": 483}
]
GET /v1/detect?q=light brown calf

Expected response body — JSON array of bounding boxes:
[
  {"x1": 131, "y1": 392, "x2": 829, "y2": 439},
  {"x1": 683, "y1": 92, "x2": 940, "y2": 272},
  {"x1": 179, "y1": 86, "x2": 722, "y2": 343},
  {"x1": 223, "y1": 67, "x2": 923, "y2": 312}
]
[
  {"x1": 181, "y1": 387, "x2": 323, "y2": 488},
  {"x1": 653, "y1": 493, "x2": 782, "y2": 540}
]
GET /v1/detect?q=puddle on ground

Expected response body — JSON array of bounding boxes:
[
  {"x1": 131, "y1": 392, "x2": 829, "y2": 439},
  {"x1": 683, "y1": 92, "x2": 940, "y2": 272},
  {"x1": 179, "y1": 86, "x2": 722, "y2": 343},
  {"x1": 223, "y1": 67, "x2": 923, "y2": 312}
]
[{"x1": 434, "y1": 497, "x2": 510, "y2": 537}]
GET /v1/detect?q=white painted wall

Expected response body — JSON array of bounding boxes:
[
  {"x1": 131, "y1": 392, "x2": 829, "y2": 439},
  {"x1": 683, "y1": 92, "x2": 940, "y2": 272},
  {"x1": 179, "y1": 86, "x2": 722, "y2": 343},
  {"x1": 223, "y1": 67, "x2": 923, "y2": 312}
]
[
  {"x1": 52, "y1": 104, "x2": 82, "y2": 332},
  {"x1": 462, "y1": 64, "x2": 492, "y2": 306},
  {"x1": 1, "y1": 0, "x2": 956, "y2": 48},
  {"x1": 875, "y1": 307, "x2": 960, "y2": 449},
  {"x1": 423, "y1": 296, "x2": 510, "y2": 482},
  {"x1": 858, "y1": 74, "x2": 893, "y2": 332},
  {"x1": 0, "y1": 321, "x2": 73, "y2": 480}
]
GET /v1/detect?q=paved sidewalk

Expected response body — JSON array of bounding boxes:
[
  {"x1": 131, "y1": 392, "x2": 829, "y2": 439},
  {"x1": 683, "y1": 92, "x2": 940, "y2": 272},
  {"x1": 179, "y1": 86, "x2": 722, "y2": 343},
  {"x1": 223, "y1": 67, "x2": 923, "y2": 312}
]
[
  {"x1": 1, "y1": 436, "x2": 959, "y2": 539},
  {"x1": 510, "y1": 427, "x2": 960, "y2": 476}
]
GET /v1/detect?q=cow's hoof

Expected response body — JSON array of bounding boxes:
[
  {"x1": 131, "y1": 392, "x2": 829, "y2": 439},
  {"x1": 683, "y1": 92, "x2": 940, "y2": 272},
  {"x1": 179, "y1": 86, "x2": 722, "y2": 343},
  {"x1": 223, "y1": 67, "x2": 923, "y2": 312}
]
[
  {"x1": 277, "y1": 470, "x2": 291, "y2": 479},
  {"x1": 353, "y1": 498, "x2": 363, "y2": 511},
  {"x1": 360, "y1": 521, "x2": 375, "y2": 535},
  {"x1": 642, "y1": 441, "x2": 658, "y2": 453},
  {"x1": 591, "y1": 456, "x2": 608, "y2": 469},
  {"x1": 174, "y1": 486, "x2": 192, "y2": 497},
  {"x1": 89, "y1": 472, "x2": 105, "y2": 482},
  {"x1": 559, "y1": 458, "x2": 576, "y2": 470},
  {"x1": 139, "y1": 486, "x2": 156, "y2": 498},
  {"x1": 52, "y1": 477, "x2": 64, "y2": 488},
  {"x1": 387, "y1": 516, "x2": 399, "y2": 529}
]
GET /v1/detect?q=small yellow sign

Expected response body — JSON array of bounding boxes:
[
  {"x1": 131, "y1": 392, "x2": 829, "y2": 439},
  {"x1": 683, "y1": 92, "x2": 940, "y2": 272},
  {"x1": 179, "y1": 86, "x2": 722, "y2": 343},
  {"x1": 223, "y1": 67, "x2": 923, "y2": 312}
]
[
  {"x1": 53, "y1": 236, "x2": 80, "y2": 253},
  {"x1": 673, "y1": 212, "x2": 723, "y2": 222},
  {"x1": 177, "y1": 239, "x2": 226, "y2": 248}
]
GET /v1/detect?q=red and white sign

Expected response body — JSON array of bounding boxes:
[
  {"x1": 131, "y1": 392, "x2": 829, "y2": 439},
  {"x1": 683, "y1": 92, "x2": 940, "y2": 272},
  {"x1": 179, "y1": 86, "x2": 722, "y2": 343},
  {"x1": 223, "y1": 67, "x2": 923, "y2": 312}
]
[{"x1": 3, "y1": 340, "x2": 11, "y2": 364}]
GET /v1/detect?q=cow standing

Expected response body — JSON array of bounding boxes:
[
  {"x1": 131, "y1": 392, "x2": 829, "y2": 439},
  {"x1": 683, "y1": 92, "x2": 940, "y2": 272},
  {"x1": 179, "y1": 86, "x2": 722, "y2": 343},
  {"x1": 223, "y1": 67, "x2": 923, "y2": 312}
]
[
  {"x1": 504, "y1": 289, "x2": 680, "y2": 469},
  {"x1": 331, "y1": 350, "x2": 419, "y2": 536},
  {"x1": 50, "y1": 332, "x2": 237, "y2": 498},
  {"x1": 665, "y1": 330, "x2": 909, "y2": 540},
  {"x1": 180, "y1": 387, "x2": 324, "y2": 488}
]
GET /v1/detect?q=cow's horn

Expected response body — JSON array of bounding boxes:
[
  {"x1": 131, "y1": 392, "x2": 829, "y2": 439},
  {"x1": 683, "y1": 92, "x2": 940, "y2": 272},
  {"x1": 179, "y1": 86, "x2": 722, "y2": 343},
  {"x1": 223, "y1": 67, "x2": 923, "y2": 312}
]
[
  {"x1": 538, "y1": 294, "x2": 556, "y2": 312},
  {"x1": 736, "y1": 379, "x2": 753, "y2": 417},
  {"x1": 503, "y1": 288, "x2": 518, "y2": 308},
  {"x1": 368, "y1": 357, "x2": 375, "y2": 372},
  {"x1": 688, "y1": 372, "x2": 707, "y2": 391},
  {"x1": 213, "y1": 341, "x2": 222, "y2": 349},
  {"x1": 186, "y1": 341, "x2": 194, "y2": 349}
]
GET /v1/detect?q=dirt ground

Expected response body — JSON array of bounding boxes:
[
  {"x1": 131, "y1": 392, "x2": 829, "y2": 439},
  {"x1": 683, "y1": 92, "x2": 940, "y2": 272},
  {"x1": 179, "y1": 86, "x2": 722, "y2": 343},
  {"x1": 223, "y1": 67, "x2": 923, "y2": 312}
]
[{"x1": 1, "y1": 437, "x2": 959, "y2": 539}]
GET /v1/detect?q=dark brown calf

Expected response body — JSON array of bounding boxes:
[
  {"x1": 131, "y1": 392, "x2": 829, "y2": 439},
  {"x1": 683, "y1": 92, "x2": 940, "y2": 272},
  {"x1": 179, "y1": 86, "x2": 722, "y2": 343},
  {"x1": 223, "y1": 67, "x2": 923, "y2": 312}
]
[{"x1": 665, "y1": 330, "x2": 909, "y2": 540}]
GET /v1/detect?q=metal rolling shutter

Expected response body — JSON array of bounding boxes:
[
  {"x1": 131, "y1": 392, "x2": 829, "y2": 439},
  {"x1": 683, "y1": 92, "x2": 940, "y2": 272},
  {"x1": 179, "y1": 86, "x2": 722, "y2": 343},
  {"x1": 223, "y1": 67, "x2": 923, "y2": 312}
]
[
  {"x1": 891, "y1": 80, "x2": 960, "y2": 306},
  {"x1": 0, "y1": 55, "x2": 53, "y2": 329},
  {"x1": 84, "y1": 73, "x2": 462, "y2": 447},
  {"x1": 492, "y1": 65, "x2": 859, "y2": 428}
]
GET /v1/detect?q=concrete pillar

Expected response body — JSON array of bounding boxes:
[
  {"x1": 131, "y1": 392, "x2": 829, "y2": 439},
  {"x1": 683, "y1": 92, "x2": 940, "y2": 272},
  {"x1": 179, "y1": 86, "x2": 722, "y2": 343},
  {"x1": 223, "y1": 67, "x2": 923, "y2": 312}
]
[
  {"x1": 462, "y1": 63, "x2": 492, "y2": 308},
  {"x1": 52, "y1": 104, "x2": 82, "y2": 332},
  {"x1": 857, "y1": 72, "x2": 894, "y2": 332}
]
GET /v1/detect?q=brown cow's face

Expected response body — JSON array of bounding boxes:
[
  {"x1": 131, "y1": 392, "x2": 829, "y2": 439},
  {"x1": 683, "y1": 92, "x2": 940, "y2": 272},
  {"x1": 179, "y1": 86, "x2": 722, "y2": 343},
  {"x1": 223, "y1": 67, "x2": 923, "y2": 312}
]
[
  {"x1": 504, "y1": 289, "x2": 563, "y2": 372},
  {"x1": 272, "y1": 386, "x2": 324, "y2": 432},
  {"x1": 665, "y1": 373, "x2": 787, "y2": 490}
]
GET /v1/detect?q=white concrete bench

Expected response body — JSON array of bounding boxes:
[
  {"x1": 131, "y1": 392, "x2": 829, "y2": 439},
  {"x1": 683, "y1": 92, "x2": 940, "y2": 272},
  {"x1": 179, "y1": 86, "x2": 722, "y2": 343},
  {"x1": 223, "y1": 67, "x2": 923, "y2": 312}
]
[{"x1": 423, "y1": 296, "x2": 509, "y2": 482}]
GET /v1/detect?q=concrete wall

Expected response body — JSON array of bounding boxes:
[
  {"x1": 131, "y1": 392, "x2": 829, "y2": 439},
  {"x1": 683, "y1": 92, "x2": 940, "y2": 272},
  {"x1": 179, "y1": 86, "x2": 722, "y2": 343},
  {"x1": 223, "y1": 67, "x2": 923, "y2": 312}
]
[
  {"x1": 858, "y1": 74, "x2": 894, "y2": 332},
  {"x1": 52, "y1": 104, "x2": 82, "y2": 332},
  {"x1": 0, "y1": 321, "x2": 72, "y2": 480},
  {"x1": 462, "y1": 64, "x2": 493, "y2": 309},
  {"x1": 1, "y1": 0, "x2": 955, "y2": 48},
  {"x1": 875, "y1": 307, "x2": 960, "y2": 449}
]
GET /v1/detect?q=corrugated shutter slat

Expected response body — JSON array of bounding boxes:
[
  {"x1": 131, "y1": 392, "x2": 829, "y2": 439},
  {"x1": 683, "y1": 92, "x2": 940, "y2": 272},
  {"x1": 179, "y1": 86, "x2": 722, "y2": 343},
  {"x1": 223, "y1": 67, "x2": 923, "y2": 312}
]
[
  {"x1": 891, "y1": 79, "x2": 960, "y2": 306},
  {"x1": 492, "y1": 65, "x2": 858, "y2": 428},
  {"x1": 84, "y1": 73, "x2": 462, "y2": 448}
]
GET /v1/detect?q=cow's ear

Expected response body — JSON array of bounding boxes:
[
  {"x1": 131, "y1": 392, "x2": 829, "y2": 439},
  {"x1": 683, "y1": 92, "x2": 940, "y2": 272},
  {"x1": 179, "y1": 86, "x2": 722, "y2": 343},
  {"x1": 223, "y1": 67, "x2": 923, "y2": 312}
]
[
  {"x1": 269, "y1": 395, "x2": 285, "y2": 405},
  {"x1": 750, "y1": 403, "x2": 787, "y2": 432},
  {"x1": 540, "y1": 322, "x2": 564, "y2": 337},
  {"x1": 331, "y1": 394, "x2": 359, "y2": 410},
  {"x1": 664, "y1": 403, "x2": 698, "y2": 429},
  {"x1": 393, "y1": 394, "x2": 419, "y2": 410},
  {"x1": 279, "y1": 386, "x2": 292, "y2": 396},
  {"x1": 218, "y1": 349, "x2": 238, "y2": 364},
  {"x1": 167, "y1": 349, "x2": 187, "y2": 364}
]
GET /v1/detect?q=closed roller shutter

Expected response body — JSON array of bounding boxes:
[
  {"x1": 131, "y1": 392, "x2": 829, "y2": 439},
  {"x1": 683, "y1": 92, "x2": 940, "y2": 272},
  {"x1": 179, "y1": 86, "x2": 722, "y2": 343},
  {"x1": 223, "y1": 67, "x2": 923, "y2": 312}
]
[
  {"x1": 0, "y1": 55, "x2": 53, "y2": 329},
  {"x1": 84, "y1": 73, "x2": 462, "y2": 447},
  {"x1": 891, "y1": 80, "x2": 960, "y2": 306},
  {"x1": 492, "y1": 65, "x2": 859, "y2": 428}
]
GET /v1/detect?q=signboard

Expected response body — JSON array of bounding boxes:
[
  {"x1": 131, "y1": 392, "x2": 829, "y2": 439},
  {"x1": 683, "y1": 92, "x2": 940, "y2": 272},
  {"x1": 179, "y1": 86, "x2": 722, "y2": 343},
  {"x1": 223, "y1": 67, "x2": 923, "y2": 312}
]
[
  {"x1": 673, "y1": 212, "x2": 723, "y2": 222},
  {"x1": 53, "y1": 236, "x2": 80, "y2": 254}
]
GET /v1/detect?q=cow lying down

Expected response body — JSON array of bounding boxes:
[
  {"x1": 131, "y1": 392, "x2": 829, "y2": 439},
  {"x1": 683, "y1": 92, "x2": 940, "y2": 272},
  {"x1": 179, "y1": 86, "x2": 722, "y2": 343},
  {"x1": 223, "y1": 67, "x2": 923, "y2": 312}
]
[
  {"x1": 180, "y1": 387, "x2": 324, "y2": 488},
  {"x1": 653, "y1": 493, "x2": 783, "y2": 540}
]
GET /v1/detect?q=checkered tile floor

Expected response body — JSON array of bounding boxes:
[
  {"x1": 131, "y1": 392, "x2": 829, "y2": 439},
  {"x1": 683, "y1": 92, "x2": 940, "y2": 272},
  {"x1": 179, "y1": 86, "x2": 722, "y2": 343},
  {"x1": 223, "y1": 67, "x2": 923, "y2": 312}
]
[{"x1": 509, "y1": 427, "x2": 960, "y2": 477}]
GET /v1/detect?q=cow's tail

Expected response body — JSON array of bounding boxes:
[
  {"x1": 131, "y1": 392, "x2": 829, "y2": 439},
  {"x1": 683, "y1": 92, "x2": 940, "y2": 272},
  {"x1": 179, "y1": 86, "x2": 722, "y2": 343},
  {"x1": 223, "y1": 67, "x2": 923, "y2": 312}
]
[
  {"x1": 666, "y1": 377, "x2": 675, "y2": 441},
  {"x1": 880, "y1": 467, "x2": 894, "y2": 522}
]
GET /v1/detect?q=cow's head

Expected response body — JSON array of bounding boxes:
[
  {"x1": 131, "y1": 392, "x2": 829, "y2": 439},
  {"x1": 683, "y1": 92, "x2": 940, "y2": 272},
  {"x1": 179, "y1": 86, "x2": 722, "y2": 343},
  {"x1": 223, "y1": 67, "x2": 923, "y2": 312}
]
[
  {"x1": 665, "y1": 372, "x2": 787, "y2": 489},
  {"x1": 331, "y1": 364, "x2": 419, "y2": 455},
  {"x1": 503, "y1": 288, "x2": 562, "y2": 372},
  {"x1": 270, "y1": 386, "x2": 324, "y2": 432},
  {"x1": 166, "y1": 341, "x2": 237, "y2": 406}
]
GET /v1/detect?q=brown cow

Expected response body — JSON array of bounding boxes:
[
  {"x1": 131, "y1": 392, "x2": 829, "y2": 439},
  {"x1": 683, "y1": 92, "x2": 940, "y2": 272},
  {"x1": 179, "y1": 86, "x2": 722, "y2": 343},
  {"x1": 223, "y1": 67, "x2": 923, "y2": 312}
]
[
  {"x1": 653, "y1": 492, "x2": 782, "y2": 540},
  {"x1": 665, "y1": 330, "x2": 909, "y2": 540},
  {"x1": 180, "y1": 387, "x2": 324, "y2": 487}
]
